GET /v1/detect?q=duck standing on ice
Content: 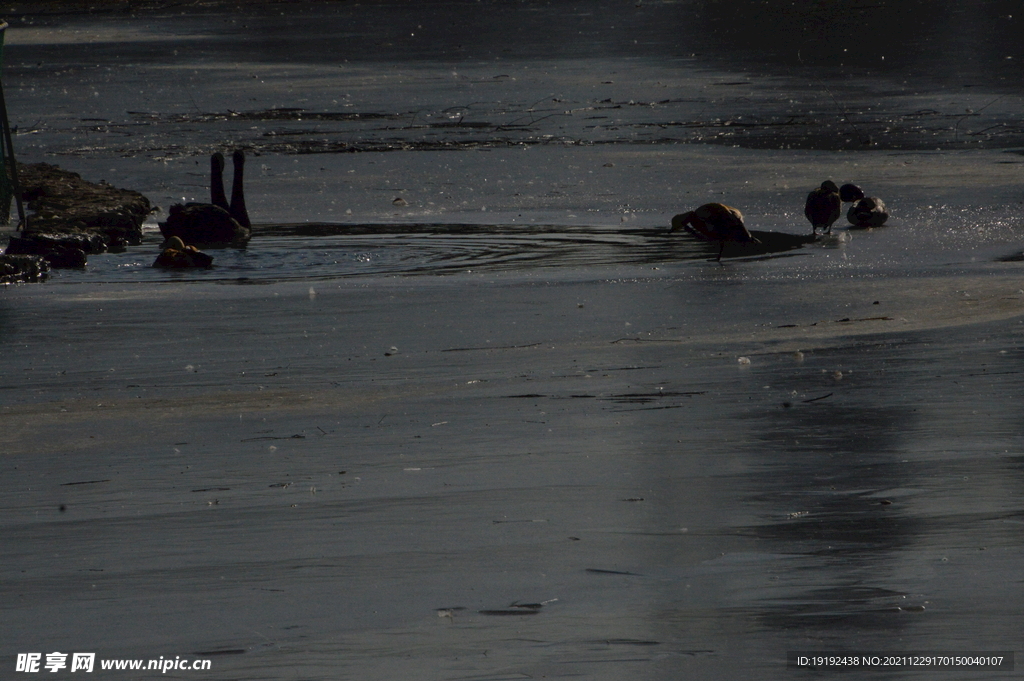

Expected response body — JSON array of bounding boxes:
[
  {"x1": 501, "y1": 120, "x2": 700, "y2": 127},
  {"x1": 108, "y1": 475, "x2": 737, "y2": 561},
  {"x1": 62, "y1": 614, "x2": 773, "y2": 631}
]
[
  {"x1": 804, "y1": 180, "x2": 842, "y2": 234},
  {"x1": 160, "y1": 150, "x2": 252, "y2": 246},
  {"x1": 671, "y1": 203, "x2": 760, "y2": 262}
]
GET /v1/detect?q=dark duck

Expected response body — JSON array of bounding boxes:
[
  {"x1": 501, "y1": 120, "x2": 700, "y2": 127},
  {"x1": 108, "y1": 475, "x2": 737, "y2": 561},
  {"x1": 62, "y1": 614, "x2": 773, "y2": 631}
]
[
  {"x1": 839, "y1": 183, "x2": 864, "y2": 204},
  {"x1": 847, "y1": 196, "x2": 889, "y2": 227},
  {"x1": 804, "y1": 180, "x2": 842, "y2": 234},
  {"x1": 671, "y1": 203, "x2": 760, "y2": 262},
  {"x1": 839, "y1": 182, "x2": 889, "y2": 227},
  {"x1": 160, "y1": 150, "x2": 252, "y2": 246}
]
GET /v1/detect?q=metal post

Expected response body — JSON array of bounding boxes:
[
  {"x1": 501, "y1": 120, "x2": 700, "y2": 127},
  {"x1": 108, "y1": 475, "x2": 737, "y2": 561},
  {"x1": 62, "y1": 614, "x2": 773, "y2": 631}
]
[{"x1": 0, "y1": 21, "x2": 27, "y2": 231}]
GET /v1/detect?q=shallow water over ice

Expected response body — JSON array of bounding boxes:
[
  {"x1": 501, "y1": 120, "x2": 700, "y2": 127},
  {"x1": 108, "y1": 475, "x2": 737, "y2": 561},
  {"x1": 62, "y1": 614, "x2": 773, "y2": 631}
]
[{"x1": 6, "y1": 0, "x2": 1024, "y2": 283}]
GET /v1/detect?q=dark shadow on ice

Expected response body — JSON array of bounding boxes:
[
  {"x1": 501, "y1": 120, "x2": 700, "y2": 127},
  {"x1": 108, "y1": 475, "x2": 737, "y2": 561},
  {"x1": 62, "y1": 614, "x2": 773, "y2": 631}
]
[{"x1": 683, "y1": 229, "x2": 816, "y2": 262}]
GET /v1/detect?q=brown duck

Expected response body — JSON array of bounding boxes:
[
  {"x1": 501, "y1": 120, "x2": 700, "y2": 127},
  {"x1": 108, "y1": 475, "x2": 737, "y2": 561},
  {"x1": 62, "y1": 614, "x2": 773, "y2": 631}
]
[
  {"x1": 153, "y1": 236, "x2": 214, "y2": 268},
  {"x1": 671, "y1": 203, "x2": 759, "y2": 261}
]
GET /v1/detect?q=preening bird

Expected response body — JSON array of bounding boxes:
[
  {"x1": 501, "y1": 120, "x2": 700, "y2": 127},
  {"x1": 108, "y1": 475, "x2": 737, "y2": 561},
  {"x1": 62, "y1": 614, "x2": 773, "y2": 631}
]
[
  {"x1": 847, "y1": 197, "x2": 889, "y2": 227},
  {"x1": 159, "y1": 151, "x2": 252, "y2": 246},
  {"x1": 804, "y1": 180, "x2": 842, "y2": 234},
  {"x1": 671, "y1": 203, "x2": 759, "y2": 262}
]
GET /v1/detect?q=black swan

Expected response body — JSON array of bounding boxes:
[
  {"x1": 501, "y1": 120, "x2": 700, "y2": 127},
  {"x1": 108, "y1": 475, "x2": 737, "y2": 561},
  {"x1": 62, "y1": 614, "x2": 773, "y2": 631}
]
[
  {"x1": 159, "y1": 151, "x2": 251, "y2": 246},
  {"x1": 804, "y1": 180, "x2": 841, "y2": 234}
]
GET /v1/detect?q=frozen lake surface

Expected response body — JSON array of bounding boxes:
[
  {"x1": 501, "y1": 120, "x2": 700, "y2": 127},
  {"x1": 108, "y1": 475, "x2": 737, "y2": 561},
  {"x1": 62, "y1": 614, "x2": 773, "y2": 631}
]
[{"x1": 2, "y1": 1, "x2": 1024, "y2": 679}]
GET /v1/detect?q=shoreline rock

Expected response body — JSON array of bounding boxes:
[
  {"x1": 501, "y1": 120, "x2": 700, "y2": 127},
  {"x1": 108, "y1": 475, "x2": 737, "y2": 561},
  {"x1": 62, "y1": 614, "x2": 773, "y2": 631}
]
[
  {"x1": 3, "y1": 162, "x2": 153, "y2": 269},
  {"x1": 16, "y1": 162, "x2": 152, "y2": 246},
  {"x1": 4, "y1": 232, "x2": 106, "y2": 268},
  {"x1": 0, "y1": 254, "x2": 50, "y2": 284}
]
